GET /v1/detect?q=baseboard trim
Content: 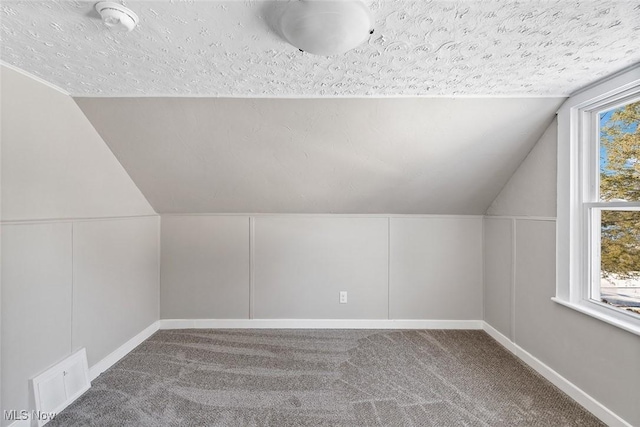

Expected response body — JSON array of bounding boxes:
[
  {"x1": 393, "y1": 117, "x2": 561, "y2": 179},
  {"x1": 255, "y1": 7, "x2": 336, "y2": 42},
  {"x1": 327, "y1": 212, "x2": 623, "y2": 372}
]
[
  {"x1": 482, "y1": 322, "x2": 631, "y2": 427},
  {"x1": 159, "y1": 318, "x2": 483, "y2": 330},
  {"x1": 482, "y1": 322, "x2": 517, "y2": 353},
  {"x1": 88, "y1": 321, "x2": 160, "y2": 381}
]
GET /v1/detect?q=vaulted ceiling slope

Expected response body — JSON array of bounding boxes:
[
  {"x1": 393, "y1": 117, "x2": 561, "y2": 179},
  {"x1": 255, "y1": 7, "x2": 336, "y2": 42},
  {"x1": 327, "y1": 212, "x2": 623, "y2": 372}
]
[
  {"x1": 76, "y1": 97, "x2": 563, "y2": 214},
  {"x1": 2, "y1": 0, "x2": 639, "y2": 96}
]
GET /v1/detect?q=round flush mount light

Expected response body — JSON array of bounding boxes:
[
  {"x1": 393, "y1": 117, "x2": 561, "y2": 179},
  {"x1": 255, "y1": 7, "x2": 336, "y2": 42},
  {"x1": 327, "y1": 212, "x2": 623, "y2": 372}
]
[
  {"x1": 95, "y1": 2, "x2": 139, "y2": 32},
  {"x1": 280, "y1": 0, "x2": 373, "y2": 56}
]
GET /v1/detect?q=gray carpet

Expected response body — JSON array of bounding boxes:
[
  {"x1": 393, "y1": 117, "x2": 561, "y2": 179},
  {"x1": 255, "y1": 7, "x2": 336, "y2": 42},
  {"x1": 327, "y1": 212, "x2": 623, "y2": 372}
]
[{"x1": 50, "y1": 329, "x2": 604, "y2": 426}]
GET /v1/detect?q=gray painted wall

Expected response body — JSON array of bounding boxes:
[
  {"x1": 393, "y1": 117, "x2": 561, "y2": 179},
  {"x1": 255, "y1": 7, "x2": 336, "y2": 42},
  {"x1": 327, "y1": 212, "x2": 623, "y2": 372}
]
[
  {"x1": 486, "y1": 118, "x2": 558, "y2": 217},
  {"x1": 73, "y1": 218, "x2": 160, "y2": 366},
  {"x1": 0, "y1": 66, "x2": 160, "y2": 424},
  {"x1": 0, "y1": 91, "x2": 2, "y2": 421},
  {"x1": 1, "y1": 223, "x2": 73, "y2": 424},
  {"x1": 482, "y1": 217, "x2": 513, "y2": 338},
  {"x1": 483, "y1": 120, "x2": 640, "y2": 425},
  {"x1": 0, "y1": 66, "x2": 154, "y2": 221},
  {"x1": 1, "y1": 218, "x2": 159, "y2": 423},
  {"x1": 161, "y1": 216, "x2": 250, "y2": 319},
  {"x1": 160, "y1": 215, "x2": 483, "y2": 321},
  {"x1": 390, "y1": 217, "x2": 483, "y2": 320},
  {"x1": 76, "y1": 97, "x2": 563, "y2": 214},
  {"x1": 254, "y1": 217, "x2": 389, "y2": 319}
]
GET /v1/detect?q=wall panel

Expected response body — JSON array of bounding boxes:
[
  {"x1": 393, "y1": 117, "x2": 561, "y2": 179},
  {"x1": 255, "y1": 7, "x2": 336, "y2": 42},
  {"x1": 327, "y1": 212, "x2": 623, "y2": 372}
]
[
  {"x1": 253, "y1": 217, "x2": 388, "y2": 319},
  {"x1": 161, "y1": 216, "x2": 250, "y2": 319},
  {"x1": 1, "y1": 223, "x2": 72, "y2": 425},
  {"x1": 483, "y1": 217, "x2": 513, "y2": 338},
  {"x1": 390, "y1": 217, "x2": 483, "y2": 320},
  {"x1": 72, "y1": 217, "x2": 160, "y2": 366}
]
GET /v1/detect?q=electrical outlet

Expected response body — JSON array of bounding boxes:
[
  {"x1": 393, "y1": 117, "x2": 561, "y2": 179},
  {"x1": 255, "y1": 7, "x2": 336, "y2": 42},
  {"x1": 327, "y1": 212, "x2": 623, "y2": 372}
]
[{"x1": 339, "y1": 291, "x2": 348, "y2": 304}]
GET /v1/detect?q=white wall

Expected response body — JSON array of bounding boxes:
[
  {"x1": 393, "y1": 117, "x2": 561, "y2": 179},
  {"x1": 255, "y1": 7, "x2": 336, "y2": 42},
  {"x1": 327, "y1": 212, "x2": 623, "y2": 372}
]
[
  {"x1": 484, "y1": 118, "x2": 640, "y2": 426},
  {"x1": 160, "y1": 215, "x2": 483, "y2": 321},
  {"x1": 0, "y1": 66, "x2": 160, "y2": 425}
]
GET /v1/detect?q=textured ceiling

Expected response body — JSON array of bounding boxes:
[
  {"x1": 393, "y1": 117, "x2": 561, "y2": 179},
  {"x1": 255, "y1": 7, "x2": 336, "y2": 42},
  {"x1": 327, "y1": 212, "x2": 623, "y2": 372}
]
[
  {"x1": 75, "y1": 97, "x2": 563, "y2": 214},
  {"x1": 1, "y1": 0, "x2": 639, "y2": 96}
]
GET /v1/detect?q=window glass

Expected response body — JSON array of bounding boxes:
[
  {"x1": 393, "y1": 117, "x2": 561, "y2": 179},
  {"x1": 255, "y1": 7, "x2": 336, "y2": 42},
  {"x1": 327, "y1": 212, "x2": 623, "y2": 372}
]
[
  {"x1": 599, "y1": 101, "x2": 640, "y2": 202},
  {"x1": 599, "y1": 210, "x2": 640, "y2": 315},
  {"x1": 597, "y1": 98, "x2": 640, "y2": 318},
  {"x1": 599, "y1": 100, "x2": 640, "y2": 202}
]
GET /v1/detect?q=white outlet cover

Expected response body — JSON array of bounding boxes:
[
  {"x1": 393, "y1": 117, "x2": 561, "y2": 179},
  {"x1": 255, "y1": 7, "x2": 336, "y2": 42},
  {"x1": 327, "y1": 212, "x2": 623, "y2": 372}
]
[{"x1": 339, "y1": 291, "x2": 348, "y2": 304}]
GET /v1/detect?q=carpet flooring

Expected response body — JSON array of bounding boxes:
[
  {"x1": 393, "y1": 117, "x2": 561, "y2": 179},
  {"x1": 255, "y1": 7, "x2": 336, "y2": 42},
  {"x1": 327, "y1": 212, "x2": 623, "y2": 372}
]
[{"x1": 50, "y1": 329, "x2": 604, "y2": 426}]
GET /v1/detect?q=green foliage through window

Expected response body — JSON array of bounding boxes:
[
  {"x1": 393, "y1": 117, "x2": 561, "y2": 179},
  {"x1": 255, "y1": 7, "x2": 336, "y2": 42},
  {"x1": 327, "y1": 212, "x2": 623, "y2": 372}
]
[{"x1": 600, "y1": 101, "x2": 640, "y2": 202}]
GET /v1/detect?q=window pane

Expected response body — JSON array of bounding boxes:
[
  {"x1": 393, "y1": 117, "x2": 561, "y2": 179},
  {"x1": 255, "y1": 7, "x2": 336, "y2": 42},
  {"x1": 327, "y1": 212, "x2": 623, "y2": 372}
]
[
  {"x1": 599, "y1": 100, "x2": 640, "y2": 202},
  {"x1": 599, "y1": 210, "x2": 640, "y2": 315}
]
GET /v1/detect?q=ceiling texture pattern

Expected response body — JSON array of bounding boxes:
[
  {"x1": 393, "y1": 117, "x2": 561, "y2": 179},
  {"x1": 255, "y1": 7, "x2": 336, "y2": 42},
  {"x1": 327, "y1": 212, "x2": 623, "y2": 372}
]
[{"x1": 1, "y1": 0, "x2": 639, "y2": 97}]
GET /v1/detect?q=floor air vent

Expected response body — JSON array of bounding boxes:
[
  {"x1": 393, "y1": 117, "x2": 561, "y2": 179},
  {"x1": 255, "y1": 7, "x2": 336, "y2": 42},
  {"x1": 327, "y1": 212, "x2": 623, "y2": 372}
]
[{"x1": 30, "y1": 348, "x2": 91, "y2": 426}]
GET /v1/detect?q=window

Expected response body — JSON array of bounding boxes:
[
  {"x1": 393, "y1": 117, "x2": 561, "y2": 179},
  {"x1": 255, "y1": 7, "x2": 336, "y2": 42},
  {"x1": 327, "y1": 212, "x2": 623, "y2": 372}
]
[{"x1": 556, "y1": 66, "x2": 640, "y2": 335}]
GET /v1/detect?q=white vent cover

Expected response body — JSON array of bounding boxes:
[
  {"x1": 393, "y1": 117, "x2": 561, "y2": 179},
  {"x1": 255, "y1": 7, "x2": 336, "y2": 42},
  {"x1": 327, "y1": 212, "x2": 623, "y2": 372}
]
[{"x1": 31, "y1": 349, "x2": 91, "y2": 426}]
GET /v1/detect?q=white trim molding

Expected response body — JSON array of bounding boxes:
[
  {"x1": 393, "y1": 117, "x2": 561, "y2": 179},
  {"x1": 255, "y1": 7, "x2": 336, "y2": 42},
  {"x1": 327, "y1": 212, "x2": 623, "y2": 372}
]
[
  {"x1": 0, "y1": 61, "x2": 70, "y2": 96},
  {"x1": 483, "y1": 322, "x2": 632, "y2": 427},
  {"x1": 0, "y1": 214, "x2": 159, "y2": 226},
  {"x1": 160, "y1": 213, "x2": 485, "y2": 219},
  {"x1": 483, "y1": 215, "x2": 556, "y2": 222},
  {"x1": 159, "y1": 318, "x2": 483, "y2": 330},
  {"x1": 73, "y1": 93, "x2": 560, "y2": 99},
  {"x1": 88, "y1": 321, "x2": 160, "y2": 380}
]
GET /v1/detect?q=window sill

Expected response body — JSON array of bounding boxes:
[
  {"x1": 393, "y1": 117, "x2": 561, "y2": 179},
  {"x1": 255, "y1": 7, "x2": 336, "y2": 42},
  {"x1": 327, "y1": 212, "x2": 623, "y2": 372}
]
[{"x1": 551, "y1": 297, "x2": 640, "y2": 337}]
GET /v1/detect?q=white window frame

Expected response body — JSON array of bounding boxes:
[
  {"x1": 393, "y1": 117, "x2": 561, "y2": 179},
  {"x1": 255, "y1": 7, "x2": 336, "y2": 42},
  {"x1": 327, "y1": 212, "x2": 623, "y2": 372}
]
[{"x1": 555, "y1": 65, "x2": 640, "y2": 336}]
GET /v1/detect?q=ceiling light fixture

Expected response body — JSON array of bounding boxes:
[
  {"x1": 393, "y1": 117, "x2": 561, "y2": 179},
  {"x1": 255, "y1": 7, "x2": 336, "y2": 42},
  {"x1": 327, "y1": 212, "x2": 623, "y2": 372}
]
[
  {"x1": 95, "y1": 2, "x2": 139, "y2": 32},
  {"x1": 280, "y1": 0, "x2": 373, "y2": 56}
]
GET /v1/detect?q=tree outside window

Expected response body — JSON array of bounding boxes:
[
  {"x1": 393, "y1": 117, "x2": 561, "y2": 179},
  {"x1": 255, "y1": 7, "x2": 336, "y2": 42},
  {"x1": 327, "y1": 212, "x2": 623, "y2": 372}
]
[{"x1": 598, "y1": 101, "x2": 640, "y2": 315}]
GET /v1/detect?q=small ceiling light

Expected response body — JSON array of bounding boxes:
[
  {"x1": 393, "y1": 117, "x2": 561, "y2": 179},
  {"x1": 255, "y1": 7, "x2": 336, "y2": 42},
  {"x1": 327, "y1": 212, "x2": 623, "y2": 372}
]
[
  {"x1": 95, "y1": 2, "x2": 139, "y2": 32},
  {"x1": 280, "y1": 0, "x2": 373, "y2": 56}
]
